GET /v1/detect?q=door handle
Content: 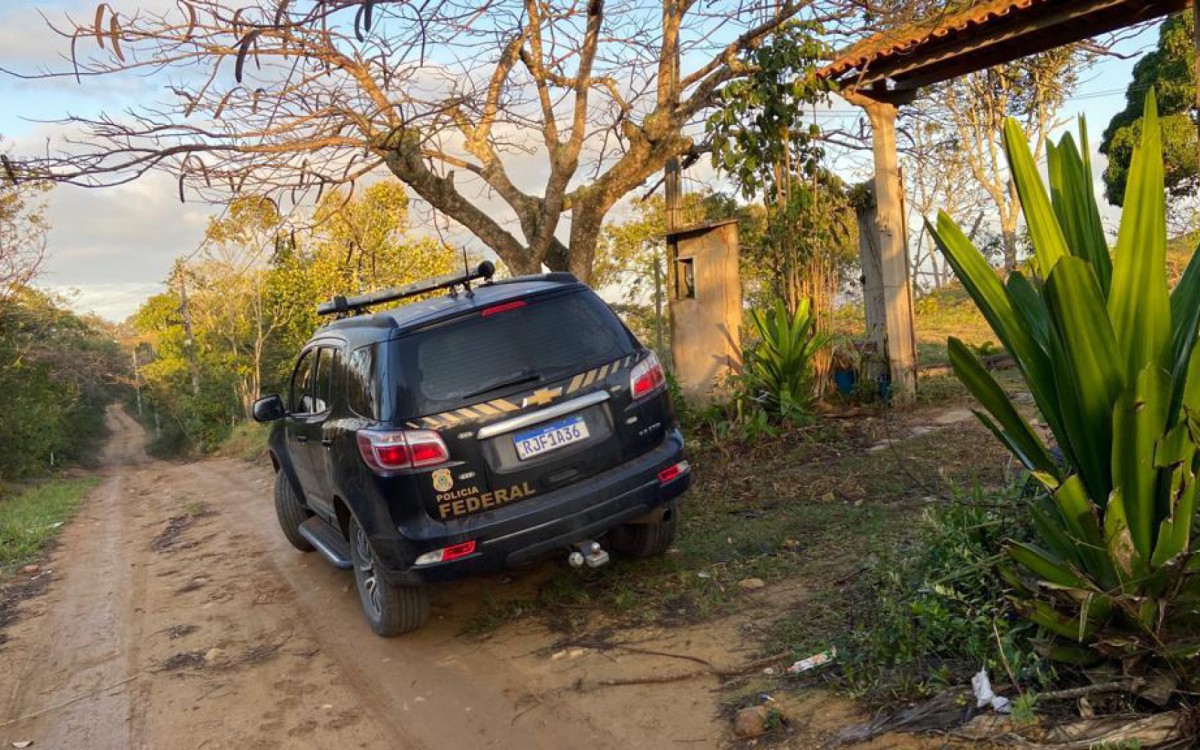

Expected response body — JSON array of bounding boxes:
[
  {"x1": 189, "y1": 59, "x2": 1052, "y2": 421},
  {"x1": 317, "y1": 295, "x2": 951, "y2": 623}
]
[
  {"x1": 296, "y1": 434, "x2": 309, "y2": 443},
  {"x1": 321, "y1": 439, "x2": 333, "y2": 448}
]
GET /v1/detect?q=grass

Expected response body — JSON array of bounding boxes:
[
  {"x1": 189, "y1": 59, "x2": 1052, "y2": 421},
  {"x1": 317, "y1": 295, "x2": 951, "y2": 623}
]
[
  {"x1": 464, "y1": 413, "x2": 1012, "y2": 637},
  {"x1": 0, "y1": 477, "x2": 100, "y2": 568},
  {"x1": 218, "y1": 422, "x2": 270, "y2": 462}
]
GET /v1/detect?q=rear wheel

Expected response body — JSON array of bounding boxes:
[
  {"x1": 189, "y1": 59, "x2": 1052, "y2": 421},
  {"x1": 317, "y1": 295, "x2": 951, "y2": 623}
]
[
  {"x1": 274, "y1": 472, "x2": 314, "y2": 552},
  {"x1": 349, "y1": 518, "x2": 430, "y2": 636},
  {"x1": 608, "y1": 501, "x2": 678, "y2": 558}
]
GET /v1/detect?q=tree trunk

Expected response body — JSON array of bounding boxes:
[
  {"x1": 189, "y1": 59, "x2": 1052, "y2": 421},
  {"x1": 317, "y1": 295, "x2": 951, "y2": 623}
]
[{"x1": 1001, "y1": 226, "x2": 1018, "y2": 272}]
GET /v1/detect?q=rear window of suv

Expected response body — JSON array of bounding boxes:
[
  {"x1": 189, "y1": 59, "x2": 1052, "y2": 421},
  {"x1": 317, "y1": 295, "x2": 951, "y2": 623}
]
[{"x1": 393, "y1": 289, "x2": 637, "y2": 417}]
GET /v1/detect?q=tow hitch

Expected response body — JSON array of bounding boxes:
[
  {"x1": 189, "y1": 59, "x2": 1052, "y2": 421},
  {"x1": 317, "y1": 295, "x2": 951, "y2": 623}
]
[{"x1": 568, "y1": 539, "x2": 610, "y2": 569}]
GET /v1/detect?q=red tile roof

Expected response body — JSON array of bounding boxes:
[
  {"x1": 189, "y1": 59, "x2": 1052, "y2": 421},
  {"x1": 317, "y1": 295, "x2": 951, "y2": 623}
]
[{"x1": 818, "y1": 0, "x2": 1043, "y2": 82}]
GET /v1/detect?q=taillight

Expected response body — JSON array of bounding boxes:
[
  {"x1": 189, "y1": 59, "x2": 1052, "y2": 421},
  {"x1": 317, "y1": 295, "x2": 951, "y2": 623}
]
[
  {"x1": 356, "y1": 429, "x2": 449, "y2": 474},
  {"x1": 481, "y1": 300, "x2": 526, "y2": 317},
  {"x1": 658, "y1": 460, "x2": 689, "y2": 484},
  {"x1": 414, "y1": 540, "x2": 477, "y2": 566},
  {"x1": 630, "y1": 352, "x2": 666, "y2": 399}
]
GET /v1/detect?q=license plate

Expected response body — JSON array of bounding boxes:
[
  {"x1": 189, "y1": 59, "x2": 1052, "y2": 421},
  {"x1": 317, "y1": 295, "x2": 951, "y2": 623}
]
[{"x1": 514, "y1": 415, "x2": 589, "y2": 461}]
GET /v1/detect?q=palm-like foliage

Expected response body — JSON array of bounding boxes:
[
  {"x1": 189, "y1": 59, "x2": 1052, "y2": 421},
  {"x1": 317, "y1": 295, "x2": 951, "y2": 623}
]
[
  {"x1": 931, "y1": 90, "x2": 1200, "y2": 680},
  {"x1": 740, "y1": 298, "x2": 829, "y2": 418}
]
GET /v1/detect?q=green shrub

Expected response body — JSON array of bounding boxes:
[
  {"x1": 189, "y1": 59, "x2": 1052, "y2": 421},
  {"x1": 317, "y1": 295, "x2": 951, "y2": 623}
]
[
  {"x1": 734, "y1": 298, "x2": 829, "y2": 421},
  {"x1": 831, "y1": 488, "x2": 1051, "y2": 698},
  {"x1": 932, "y1": 89, "x2": 1200, "y2": 683}
]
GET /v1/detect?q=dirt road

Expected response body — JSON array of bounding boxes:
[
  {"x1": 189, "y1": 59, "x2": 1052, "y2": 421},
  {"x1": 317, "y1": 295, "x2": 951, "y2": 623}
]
[{"x1": 3, "y1": 406, "x2": 816, "y2": 749}]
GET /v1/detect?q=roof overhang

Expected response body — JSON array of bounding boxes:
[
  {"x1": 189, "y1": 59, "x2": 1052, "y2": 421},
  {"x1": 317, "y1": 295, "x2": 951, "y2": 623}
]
[{"x1": 820, "y1": 0, "x2": 1191, "y2": 102}]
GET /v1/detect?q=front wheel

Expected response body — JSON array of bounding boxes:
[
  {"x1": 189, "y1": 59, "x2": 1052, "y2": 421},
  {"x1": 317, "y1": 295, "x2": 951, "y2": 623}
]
[
  {"x1": 608, "y1": 501, "x2": 678, "y2": 558},
  {"x1": 274, "y1": 472, "x2": 314, "y2": 552},
  {"x1": 348, "y1": 518, "x2": 430, "y2": 636}
]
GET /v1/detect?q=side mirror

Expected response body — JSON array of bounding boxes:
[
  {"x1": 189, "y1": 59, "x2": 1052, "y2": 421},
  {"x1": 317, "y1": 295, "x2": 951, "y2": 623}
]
[{"x1": 252, "y1": 394, "x2": 287, "y2": 423}]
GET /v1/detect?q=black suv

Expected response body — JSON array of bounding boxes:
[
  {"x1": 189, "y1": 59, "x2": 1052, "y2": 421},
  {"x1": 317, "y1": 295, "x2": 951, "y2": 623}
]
[{"x1": 253, "y1": 263, "x2": 691, "y2": 636}]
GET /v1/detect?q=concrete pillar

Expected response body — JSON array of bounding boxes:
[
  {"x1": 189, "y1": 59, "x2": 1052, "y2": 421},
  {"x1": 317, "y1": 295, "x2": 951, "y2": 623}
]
[{"x1": 859, "y1": 98, "x2": 918, "y2": 404}]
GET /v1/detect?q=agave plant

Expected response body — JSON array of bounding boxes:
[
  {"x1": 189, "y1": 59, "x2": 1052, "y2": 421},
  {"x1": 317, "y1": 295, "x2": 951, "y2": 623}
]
[
  {"x1": 739, "y1": 298, "x2": 829, "y2": 419},
  {"x1": 930, "y1": 90, "x2": 1200, "y2": 679}
]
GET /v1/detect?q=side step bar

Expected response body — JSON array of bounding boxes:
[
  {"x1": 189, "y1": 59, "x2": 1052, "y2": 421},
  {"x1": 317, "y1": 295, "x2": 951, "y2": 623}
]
[{"x1": 298, "y1": 517, "x2": 353, "y2": 570}]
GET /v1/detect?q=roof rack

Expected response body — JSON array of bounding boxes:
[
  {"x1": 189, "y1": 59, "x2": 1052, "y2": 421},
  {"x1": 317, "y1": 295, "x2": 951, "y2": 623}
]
[{"x1": 317, "y1": 260, "x2": 496, "y2": 317}]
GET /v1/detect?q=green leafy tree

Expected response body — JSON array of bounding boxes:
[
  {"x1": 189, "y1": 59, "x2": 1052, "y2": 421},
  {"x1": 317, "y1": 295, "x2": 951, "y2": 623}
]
[
  {"x1": 0, "y1": 288, "x2": 122, "y2": 480},
  {"x1": 133, "y1": 185, "x2": 457, "y2": 453},
  {"x1": 1101, "y1": 12, "x2": 1197, "y2": 207},
  {"x1": 706, "y1": 22, "x2": 851, "y2": 393}
]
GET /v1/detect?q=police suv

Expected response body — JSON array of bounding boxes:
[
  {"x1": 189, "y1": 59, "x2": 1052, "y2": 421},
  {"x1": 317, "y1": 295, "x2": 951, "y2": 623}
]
[{"x1": 252, "y1": 262, "x2": 691, "y2": 636}]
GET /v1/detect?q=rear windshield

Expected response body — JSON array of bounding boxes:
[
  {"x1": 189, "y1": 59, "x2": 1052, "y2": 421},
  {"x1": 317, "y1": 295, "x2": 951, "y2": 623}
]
[{"x1": 393, "y1": 289, "x2": 637, "y2": 417}]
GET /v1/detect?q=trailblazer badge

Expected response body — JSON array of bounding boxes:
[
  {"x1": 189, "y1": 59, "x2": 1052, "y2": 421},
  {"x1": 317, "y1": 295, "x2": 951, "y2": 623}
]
[{"x1": 431, "y1": 468, "x2": 454, "y2": 493}]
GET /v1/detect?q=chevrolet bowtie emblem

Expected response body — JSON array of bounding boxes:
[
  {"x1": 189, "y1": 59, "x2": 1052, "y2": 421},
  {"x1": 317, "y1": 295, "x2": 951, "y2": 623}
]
[{"x1": 523, "y1": 387, "x2": 562, "y2": 408}]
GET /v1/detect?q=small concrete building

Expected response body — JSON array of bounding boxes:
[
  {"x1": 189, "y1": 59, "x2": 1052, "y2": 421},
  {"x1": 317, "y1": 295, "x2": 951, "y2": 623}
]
[{"x1": 666, "y1": 219, "x2": 742, "y2": 405}]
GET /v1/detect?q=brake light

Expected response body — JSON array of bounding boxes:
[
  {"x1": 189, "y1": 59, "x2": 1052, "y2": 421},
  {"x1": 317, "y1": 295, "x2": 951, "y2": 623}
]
[
  {"x1": 630, "y1": 352, "x2": 666, "y2": 399},
  {"x1": 481, "y1": 300, "x2": 526, "y2": 317},
  {"x1": 658, "y1": 460, "x2": 689, "y2": 484},
  {"x1": 356, "y1": 429, "x2": 449, "y2": 474},
  {"x1": 414, "y1": 540, "x2": 477, "y2": 566}
]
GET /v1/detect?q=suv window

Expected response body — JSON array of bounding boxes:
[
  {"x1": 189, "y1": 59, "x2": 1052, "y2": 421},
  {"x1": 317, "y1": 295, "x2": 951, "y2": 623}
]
[
  {"x1": 346, "y1": 344, "x2": 379, "y2": 419},
  {"x1": 291, "y1": 347, "x2": 336, "y2": 415},
  {"x1": 312, "y1": 347, "x2": 335, "y2": 414},
  {"x1": 290, "y1": 349, "x2": 315, "y2": 413},
  {"x1": 394, "y1": 289, "x2": 636, "y2": 416}
]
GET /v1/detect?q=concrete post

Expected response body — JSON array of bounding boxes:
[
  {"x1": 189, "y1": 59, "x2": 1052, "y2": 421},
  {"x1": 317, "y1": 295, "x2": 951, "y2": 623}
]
[{"x1": 861, "y1": 98, "x2": 918, "y2": 404}]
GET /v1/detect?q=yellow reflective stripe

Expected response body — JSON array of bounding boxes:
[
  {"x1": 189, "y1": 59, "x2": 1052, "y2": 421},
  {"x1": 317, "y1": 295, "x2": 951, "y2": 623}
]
[
  {"x1": 455, "y1": 408, "x2": 481, "y2": 421},
  {"x1": 491, "y1": 399, "x2": 519, "y2": 412},
  {"x1": 567, "y1": 373, "x2": 585, "y2": 393},
  {"x1": 597, "y1": 363, "x2": 610, "y2": 379},
  {"x1": 582, "y1": 369, "x2": 597, "y2": 387},
  {"x1": 473, "y1": 402, "x2": 500, "y2": 416}
]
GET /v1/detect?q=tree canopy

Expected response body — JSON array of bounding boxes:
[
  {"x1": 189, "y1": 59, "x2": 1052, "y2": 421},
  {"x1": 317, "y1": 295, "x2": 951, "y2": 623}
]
[
  {"x1": 1100, "y1": 12, "x2": 1196, "y2": 207},
  {"x1": 10, "y1": 1, "x2": 860, "y2": 281}
]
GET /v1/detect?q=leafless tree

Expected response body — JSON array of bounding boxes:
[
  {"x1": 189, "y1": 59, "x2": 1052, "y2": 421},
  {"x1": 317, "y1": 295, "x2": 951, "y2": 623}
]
[
  {"x1": 0, "y1": 167, "x2": 49, "y2": 304},
  {"x1": 900, "y1": 103, "x2": 989, "y2": 291},
  {"x1": 7, "y1": 0, "x2": 859, "y2": 282},
  {"x1": 929, "y1": 47, "x2": 1090, "y2": 272}
]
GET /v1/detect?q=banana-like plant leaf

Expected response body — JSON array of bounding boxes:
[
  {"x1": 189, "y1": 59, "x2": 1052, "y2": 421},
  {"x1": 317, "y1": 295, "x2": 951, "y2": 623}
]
[
  {"x1": 1030, "y1": 500, "x2": 1084, "y2": 569},
  {"x1": 930, "y1": 213, "x2": 1063, "y2": 440},
  {"x1": 1103, "y1": 488, "x2": 1146, "y2": 588},
  {"x1": 1052, "y1": 475, "x2": 1116, "y2": 586},
  {"x1": 1151, "y1": 423, "x2": 1198, "y2": 568},
  {"x1": 1008, "y1": 540, "x2": 1089, "y2": 589},
  {"x1": 1113, "y1": 365, "x2": 1170, "y2": 561},
  {"x1": 1047, "y1": 127, "x2": 1112, "y2": 296},
  {"x1": 1003, "y1": 118, "x2": 1069, "y2": 275},
  {"x1": 1044, "y1": 258, "x2": 1125, "y2": 504},
  {"x1": 1015, "y1": 597, "x2": 1095, "y2": 640},
  {"x1": 1035, "y1": 638, "x2": 1106, "y2": 666},
  {"x1": 948, "y1": 338, "x2": 1058, "y2": 476},
  {"x1": 1168, "y1": 240, "x2": 1200, "y2": 421},
  {"x1": 1109, "y1": 89, "x2": 1171, "y2": 385},
  {"x1": 1006, "y1": 271, "x2": 1052, "y2": 351}
]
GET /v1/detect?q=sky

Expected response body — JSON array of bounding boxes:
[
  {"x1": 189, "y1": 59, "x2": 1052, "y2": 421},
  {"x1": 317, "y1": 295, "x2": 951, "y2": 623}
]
[{"x1": 0, "y1": 3, "x2": 1165, "y2": 322}]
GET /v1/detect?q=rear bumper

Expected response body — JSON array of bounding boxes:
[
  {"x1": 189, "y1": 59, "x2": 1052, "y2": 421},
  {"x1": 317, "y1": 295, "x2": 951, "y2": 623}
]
[{"x1": 376, "y1": 429, "x2": 689, "y2": 584}]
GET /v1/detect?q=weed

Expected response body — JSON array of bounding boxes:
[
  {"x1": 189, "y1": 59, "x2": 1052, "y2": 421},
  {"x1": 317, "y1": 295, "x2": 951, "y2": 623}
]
[
  {"x1": 1009, "y1": 692, "x2": 1038, "y2": 727},
  {"x1": 0, "y1": 477, "x2": 99, "y2": 568},
  {"x1": 767, "y1": 483, "x2": 1053, "y2": 701},
  {"x1": 184, "y1": 500, "x2": 211, "y2": 517}
]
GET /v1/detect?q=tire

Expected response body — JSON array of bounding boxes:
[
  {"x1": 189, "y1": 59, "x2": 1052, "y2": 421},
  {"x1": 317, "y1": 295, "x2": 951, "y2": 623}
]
[
  {"x1": 274, "y1": 471, "x2": 314, "y2": 552},
  {"x1": 348, "y1": 517, "x2": 430, "y2": 636},
  {"x1": 608, "y1": 501, "x2": 678, "y2": 558}
]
